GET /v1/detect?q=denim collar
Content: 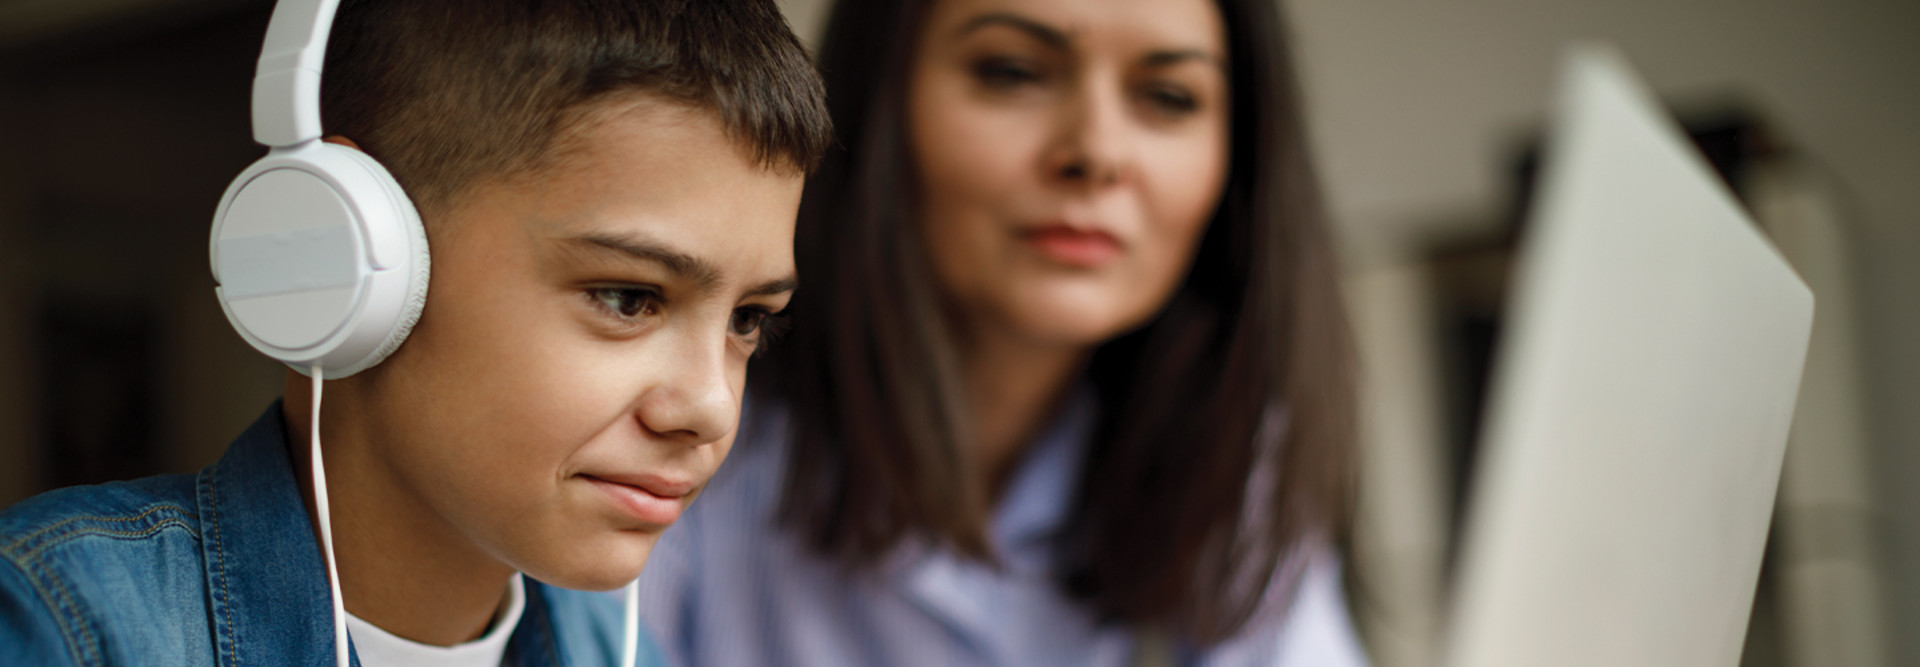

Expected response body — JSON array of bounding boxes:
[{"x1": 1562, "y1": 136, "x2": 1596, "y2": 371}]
[
  {"x1": 190, "y1": 401, "x2": 576, "y2": 667},
  {"x1": 195, "y1": 400, "x2": 343, "y2": 667}
]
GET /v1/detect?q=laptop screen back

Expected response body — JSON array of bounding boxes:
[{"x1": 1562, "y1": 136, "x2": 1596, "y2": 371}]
[{"x1": 1443, "y1": 46, "x2": 1815, "y2": 667}]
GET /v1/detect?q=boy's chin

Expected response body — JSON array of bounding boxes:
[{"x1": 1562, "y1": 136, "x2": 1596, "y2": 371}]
[{"x1": 516, "y1": 537, "x2": 656, "y2": 591}]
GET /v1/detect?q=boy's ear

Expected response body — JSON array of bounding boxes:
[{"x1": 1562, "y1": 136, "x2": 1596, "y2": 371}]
[{"x1": 322, "y1": 135, "x2": 364, "y2": 150}]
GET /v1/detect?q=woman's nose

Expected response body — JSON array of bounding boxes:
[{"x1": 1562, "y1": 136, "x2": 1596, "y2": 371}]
[{"x1": 1044, "y1": 79, "x2": 1131, "y2": 190}]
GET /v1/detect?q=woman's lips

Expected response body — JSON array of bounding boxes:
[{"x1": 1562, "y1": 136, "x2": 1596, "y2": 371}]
[
  {"x1": 580, "y1": 473, "x2": 689, "y2": 527},
  {"x1": 1019, "y1": 224, "x2": 1123, "y2": 268}
]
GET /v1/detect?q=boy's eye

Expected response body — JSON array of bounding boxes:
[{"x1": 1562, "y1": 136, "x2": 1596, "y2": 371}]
[
  {"x1": 730, "y1": 307, "x2": 771, "y2": 337},
  {"x1": 731, "y1": 307, "x2": 790, "y2": 355},
  {"x1": 588, "y1": 287, "x2": 661, "y2": 319}
]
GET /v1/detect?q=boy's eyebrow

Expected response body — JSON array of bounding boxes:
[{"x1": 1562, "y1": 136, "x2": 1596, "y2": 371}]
[
  {"x1": 745, "y1": 276, "x2": 800, "y2": 299},
  {"x1": 956, "y1": 12, "x2": 1070, "y2": 50},
  {"x1": 570, "y1": 232, "x2": 721, "y2": 289},
  {"x1": 565, "y1": 232, "x2": 798, "y2": 298}
]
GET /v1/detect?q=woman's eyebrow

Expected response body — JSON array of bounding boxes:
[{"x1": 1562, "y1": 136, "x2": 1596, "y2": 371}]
[
  {"x1": 1143, "y1": 49, "x2": 1223, "y2": 69},
  {"x1": 956, "y1": 12, "x2": 1221, "y2": 70},
  {"x1": 955, "y1": 11, "x2": 1070, "y2": 50}
]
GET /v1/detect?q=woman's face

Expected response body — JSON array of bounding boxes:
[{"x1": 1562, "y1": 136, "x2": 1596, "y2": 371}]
[{"x1": 908, "y1": 0, "x2": 1230, "y2": 349}]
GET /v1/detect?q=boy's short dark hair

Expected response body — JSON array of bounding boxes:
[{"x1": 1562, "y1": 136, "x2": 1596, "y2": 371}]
[{"x1": 320, "y1": 0, "x2": 833, "y2": 216}]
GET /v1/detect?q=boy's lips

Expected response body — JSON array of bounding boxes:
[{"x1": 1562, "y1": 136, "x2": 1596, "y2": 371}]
[{"x1": 579, "y1": 472, "x2": 694, "y2": 527}]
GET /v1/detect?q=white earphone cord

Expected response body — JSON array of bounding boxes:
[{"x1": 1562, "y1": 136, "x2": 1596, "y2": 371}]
[
  {"x1": 309, "y1": 366, "x2": 642, "y2": 667},
  {"x1": 310, "y1": 366, "x2": 351, "y2": 667},
  {"x1": 623, "y1": 578, "x2": 641, "y2": 667}
]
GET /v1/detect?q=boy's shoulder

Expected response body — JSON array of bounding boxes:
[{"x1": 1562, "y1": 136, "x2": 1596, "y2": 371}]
[
  {"x1": 0, "y1": 472, "x2": 207, "y2": 597},
  {"x1": 0, "y1": 472, "x2": 204, "y2": 559},
  {"x1": 0, "y1": 472, "x2": 213, "y2": 667},
  {"x1": 0, "y1": 401, "x2": 303, "y2": 667}
]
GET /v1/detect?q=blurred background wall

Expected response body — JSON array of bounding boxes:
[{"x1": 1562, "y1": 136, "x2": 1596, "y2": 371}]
[
  {"x1": 0, "y1": 0, "x2": 286, "y2": 508},
  {"x1": 1, "y1": 1, "x2": 1914, "y2": 665}
]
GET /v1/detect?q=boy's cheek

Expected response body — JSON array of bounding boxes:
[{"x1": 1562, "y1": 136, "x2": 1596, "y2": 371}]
[
  {"x1": 473, "y1": 490, "x2": 663, "y2": 592},
  {"x1": 438, "y1": 430, "x2": 657, "y2": 569}
]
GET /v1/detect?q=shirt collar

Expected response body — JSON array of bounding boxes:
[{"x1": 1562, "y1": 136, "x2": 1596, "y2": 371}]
[
  {"x1": 891, "y1": 387, "x2": 1100, "y2": 660},
  {"x1": 344, "y1": 574, "x2": 526, "y2": 667},
  {"x1": 989, "y1": 387, "x2": 1098, "y2": 561}
]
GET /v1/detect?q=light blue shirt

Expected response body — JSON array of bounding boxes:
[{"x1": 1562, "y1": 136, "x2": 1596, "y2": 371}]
[{"x1": 634, "y1": 394, "x2": 1368, "y2": 667}]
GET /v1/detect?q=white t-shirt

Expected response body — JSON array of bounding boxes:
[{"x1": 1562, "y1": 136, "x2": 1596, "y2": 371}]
[{"x1": 344, "y1": 574, "x2": 526, "y2": 667}]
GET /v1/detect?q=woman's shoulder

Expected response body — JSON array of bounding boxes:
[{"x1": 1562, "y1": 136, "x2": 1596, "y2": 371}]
[
  {"x1": 1197, "y1": 544, "x2": 1369, "y2": 667},
  {"x1": 634, "y1": 396, "x2": 838, "y2": 665},
  {"x1": 700, "y1": 395, "x2": 793, "y2": 523},
  {"x1": 1270, "y1": 547, "x2": 1369, "y2": 667},
  {"x1": 644, "y1": 395, "x2": 796, "y2": 569}
]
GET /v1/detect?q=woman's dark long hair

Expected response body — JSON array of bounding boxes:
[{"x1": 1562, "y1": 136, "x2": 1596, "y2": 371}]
[{"x1": 763, "y1": 0, "x2": 1355, "y2": 644}]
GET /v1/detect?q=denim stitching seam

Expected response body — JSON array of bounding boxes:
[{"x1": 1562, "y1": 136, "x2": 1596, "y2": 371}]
[
  {"x1": 4, "y1": 505, "x2": 188, "y2": 553},
  {"x1": 208, "y1": 466, "x2": 238, "y2": 667},
  {"x1": 1, "y1": 551, "x2": 96, "y2": 666},
  {"x1": 17, "y1": 520, "x2": 199, "y2": 562}
]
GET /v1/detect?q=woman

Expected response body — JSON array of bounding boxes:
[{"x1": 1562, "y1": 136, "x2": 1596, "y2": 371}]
[{"x1": 636, "y1": 0, "x2": 1362, "y2": 663}]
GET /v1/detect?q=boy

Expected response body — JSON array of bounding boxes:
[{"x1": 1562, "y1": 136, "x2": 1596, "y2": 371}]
[{"x1": 0, "y1": 0, "x2": 830, "y2": 664}]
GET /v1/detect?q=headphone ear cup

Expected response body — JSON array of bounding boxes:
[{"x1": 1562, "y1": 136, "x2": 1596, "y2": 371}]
[
  {"x1": 322, "y1": 145, "x2": 430, "y2": 377},
  {"x1": 210, "y1": 142, "x2": 430, "y2": 378}
]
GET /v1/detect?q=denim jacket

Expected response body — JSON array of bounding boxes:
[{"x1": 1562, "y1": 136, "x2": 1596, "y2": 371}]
[{"x1": 0, "y1": 401, "x2": 659, "y2": 666}]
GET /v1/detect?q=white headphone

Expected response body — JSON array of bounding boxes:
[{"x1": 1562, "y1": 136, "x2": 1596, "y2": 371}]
[
  {"x1": 209, "y1": 2, "x2": 643, "y2": 666},
  {"x1": 209, "y1": 0, "x2": 428, "y2": 379}
]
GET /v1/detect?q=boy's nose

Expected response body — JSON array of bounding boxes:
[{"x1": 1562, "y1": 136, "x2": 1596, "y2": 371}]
[{"x1": 632, "y1": 340, "x2": 738, "y2": 446}]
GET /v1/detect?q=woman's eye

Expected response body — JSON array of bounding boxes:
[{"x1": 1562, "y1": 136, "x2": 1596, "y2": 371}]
[
  {"x1": 588, "y1": 287, "x2": 661, "y2": 320},
  {"x1": 972, "y1": 57, "x2": 1043, "y2": 89},
  {"x1": 1142, "y1": 83, "x2": 1199, "y2": 116}
]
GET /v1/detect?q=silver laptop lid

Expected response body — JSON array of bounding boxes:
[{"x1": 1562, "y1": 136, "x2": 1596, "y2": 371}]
[{"x1": 1443, "y1": 46, "x2": 1815, "y2": 667}]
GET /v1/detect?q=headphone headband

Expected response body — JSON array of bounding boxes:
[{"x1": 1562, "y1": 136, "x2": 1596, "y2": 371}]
[{"x1": 252, "y1": 0, "x2": 341, "y2": 147}]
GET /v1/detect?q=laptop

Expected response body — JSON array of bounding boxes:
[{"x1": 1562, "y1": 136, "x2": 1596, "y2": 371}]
[{"x1": 1440, "y1": 46, "x2": 1815, "y2": 667}]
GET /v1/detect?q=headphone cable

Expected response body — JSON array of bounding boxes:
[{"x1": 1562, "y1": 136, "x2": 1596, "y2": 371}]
[{"x1": 310, "y1": 366, "x2": 352, "y2": 667}]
